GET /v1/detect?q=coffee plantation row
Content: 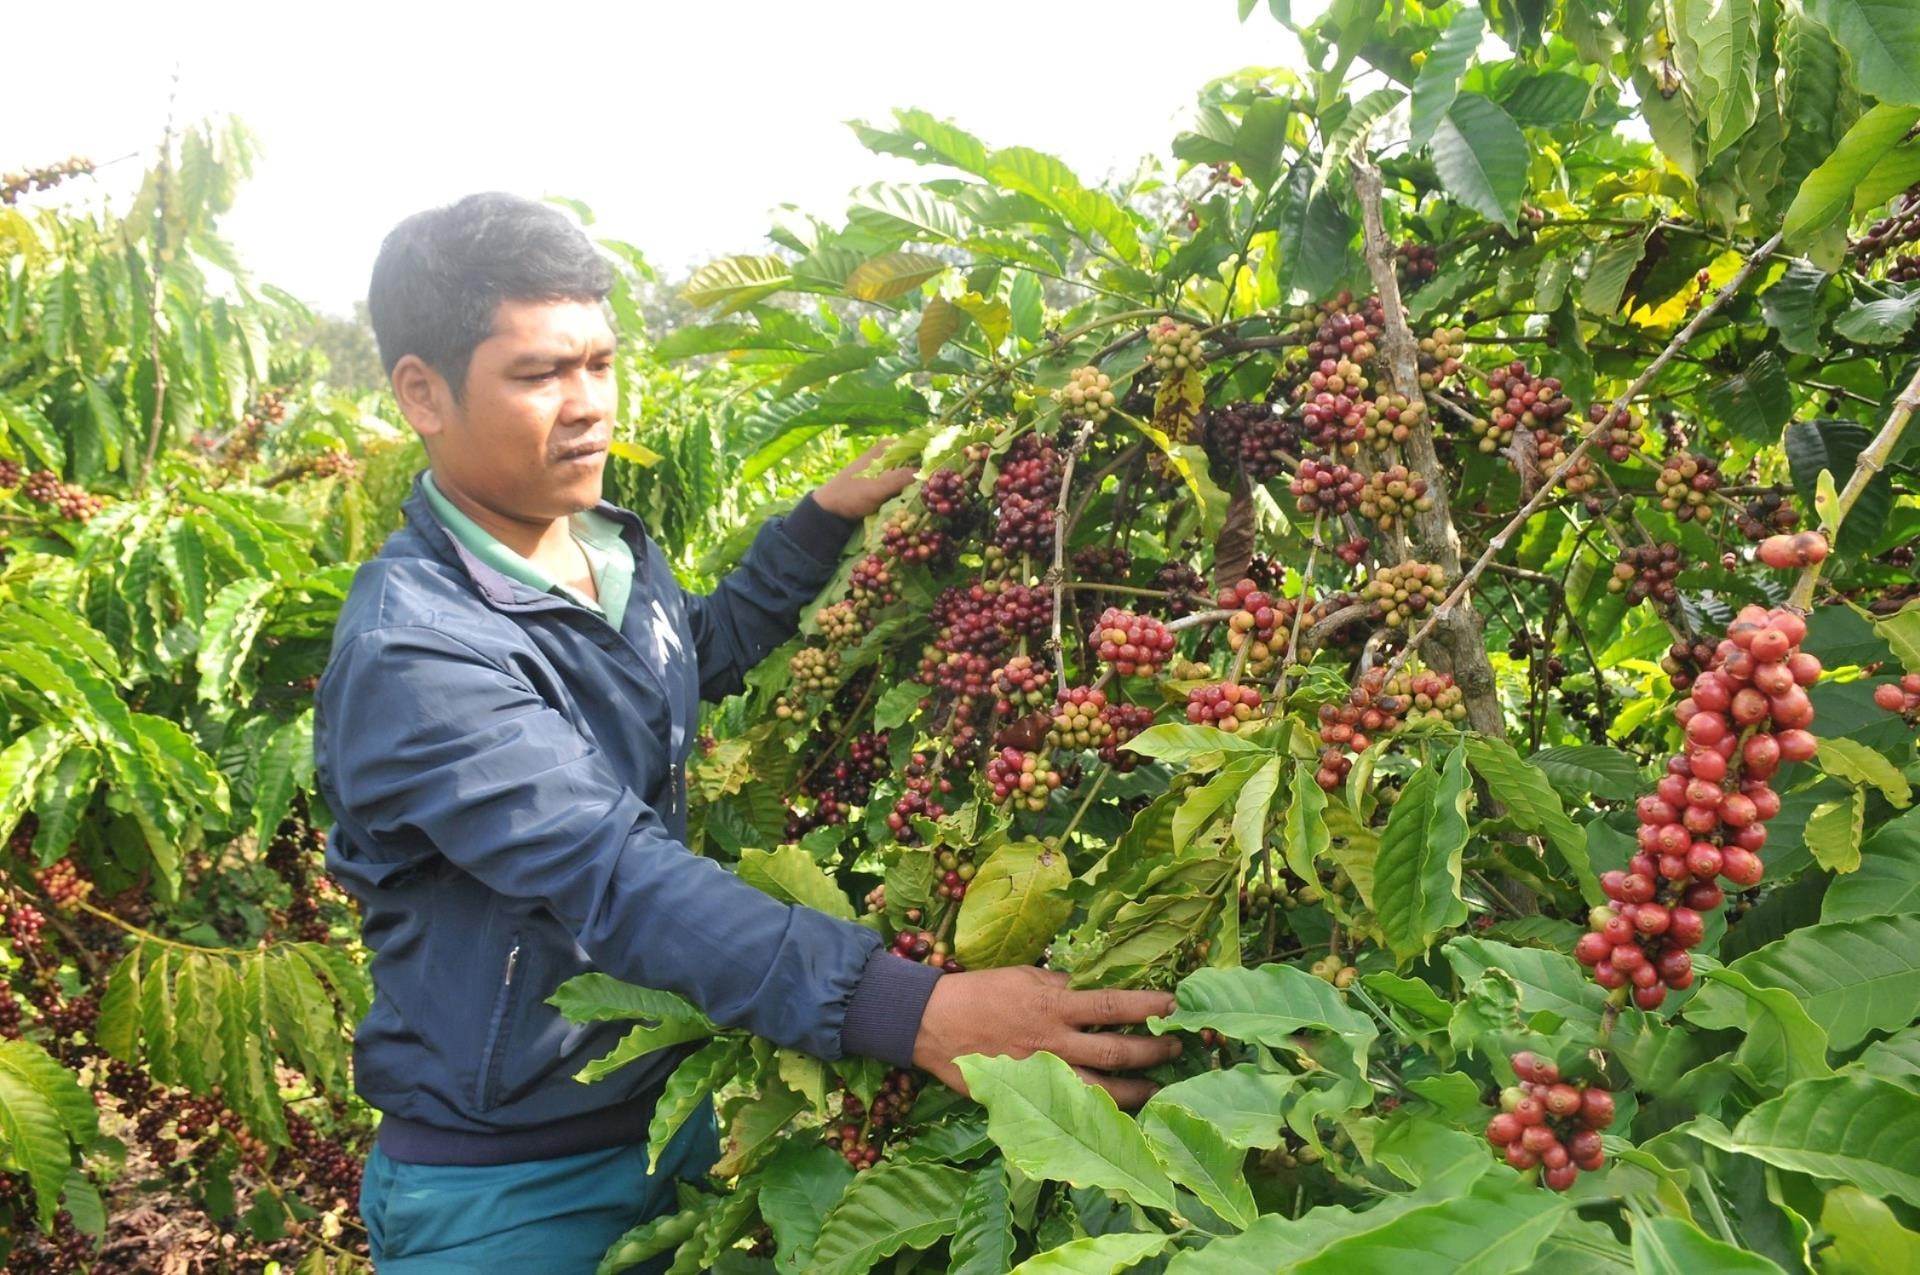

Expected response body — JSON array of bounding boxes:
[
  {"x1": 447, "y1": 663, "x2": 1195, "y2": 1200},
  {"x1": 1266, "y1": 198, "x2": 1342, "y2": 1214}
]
[{"x1": 4, "y1": 1, "x2": 1920, "y2": 1270}]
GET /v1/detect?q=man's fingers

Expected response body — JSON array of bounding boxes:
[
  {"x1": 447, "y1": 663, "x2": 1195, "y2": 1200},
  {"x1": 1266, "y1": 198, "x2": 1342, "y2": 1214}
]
[
  {"x1": 1061, "y1": 986, "x2": 1179, "y2": 1028},
  {"x1": 1055, "y1": 1028, "x2": 1182, "y2": 1074},
  {"x1": 1071, "y1": 1065, "x2": 1158, "y2": 1112}
]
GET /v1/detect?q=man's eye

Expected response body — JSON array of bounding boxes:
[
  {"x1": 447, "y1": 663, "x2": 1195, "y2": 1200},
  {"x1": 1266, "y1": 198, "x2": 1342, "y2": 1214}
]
[{"x1": 520, "y1": 370, "x2": 557, "y2": 382}]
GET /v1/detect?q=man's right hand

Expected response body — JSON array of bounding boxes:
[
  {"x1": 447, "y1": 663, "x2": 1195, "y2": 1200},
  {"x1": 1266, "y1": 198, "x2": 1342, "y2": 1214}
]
[{"x1": 910, "y1": 966, "x2": 1181, "y2": 1110}]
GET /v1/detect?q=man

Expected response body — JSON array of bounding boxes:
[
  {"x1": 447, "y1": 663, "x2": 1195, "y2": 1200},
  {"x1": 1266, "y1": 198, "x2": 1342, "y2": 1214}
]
[{"x1": 315, "y1": 192, "x2": 1180, "y2": 1273}]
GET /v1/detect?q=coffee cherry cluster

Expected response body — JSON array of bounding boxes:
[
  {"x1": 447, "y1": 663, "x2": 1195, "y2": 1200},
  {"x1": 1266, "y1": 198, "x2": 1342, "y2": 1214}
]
[
  {"x1": 1301, "y1": 293, "x2": 1383, "y2": 367},
  {"x1": 1091, "y1": 607, "x2": 1176, "y2": 675},
  {"x1": 849, "y1": 553, "x2": 899, "y2": 610},
  {"x1": 1219, "y1": 578, "x2": 1283, "y2": 674},
  {"x1": 1852, "y1": 181, "x2": 1920, "y2": 265},
  {"x1": 1757, "y1": 531, "x2": 1829, "y2": 570},
  {"x1": 1153, "y1": 560, "x2": 1209, "y2": 617},
  {"x1": 0, "y1": 458, "x2": 20, "y2": 489},
  {"x1": 825, "y1": 1069, "x2": 921, "y2": 1169},
  {"x1": 1314, "y1": 668, "x2": 1394, "y2": 790},
  {"x1": 788, "y1": 646, "x2": 841, "y2": 696},
  {"x1": 1734, "y1": 491, "x2": 1800, "y2": 540},
  {"x1": 19, "y1": 470, "x2": 103, "y2": 521},
  {"x1": 1888, "y1": 255, "x2": 1920, "y2": 283},
  {"x1": 986, "y1": 746, "x2": 1064, "y2": 812},
  {"x1": 1654, "y1": 452, "x2": 1721, "y2": 522},
  {"x1": 1072, "y1": 546, "x2": 1132, "y2": 588},
  {"x1": 935, "y1": 845, "x2": 977, "y2": 902},
  {"x1": 1473, "y1": 363, "x2": 1572, "y2": 454},
  {"x1": 1874, "y1": 674, "x2": 1920, "y2": 721},
  {"x1": 1577, "y1": 606, "x2": 1821, "y2": 1009},
  {"x1": 1356, "y1": 464, "x2": 1433, "y2": 529},
  {"x1": 32, "y1": 858, "x2": 91, "y2": 910},
  {"x1": 1049, "y1": 686, "x2": 1113, "y2": 749},
  {"x1": 1365, "y1": 560, "x2": 1447, "y2": 627},
  {"x1": 814, "y1": 599, "x2": 865, "y2": 643},
  {"x1": 1357, "y1": 391, "x2": 1426, "y2": 452},
  {"x1": 920, "y1": 447, "x2": 988, "y2": 522},
  {"x1": 886, "y1": 751, "x2": 951, "y2": 842},
  {"x1": 1148, "y1": 318, "x2": 1205, "y2": 374},
  {"x1": 991, "y1": 433, "x2": 1063, "y2": 557},
  {"x1": 1660, "y1": 636, "x2": 1720, "y2": 691},
  {"x1": 1059, "y1": 365, "x2": 1117, "y2": 423},
  {"x1": 1206, "y1": 401, "x2": 1304, "y2": 483},
  {"x1": 1185, "y1": 682, "x2": 1263, "y2": 732},
  {"x1": 1416, "y1": 327, "x2": 1466, "y2": 388},
  {"x1": 1098, "y1": 701, "x2": 1157, "y2": 771},
  {"x1": 881, "y1": 511, "x2": 946, "y2": 565},
  {"x1": 1290, "y1": 457, "x2": 1363, "y2": 515},
  {"x1": 1295, "y1": 360, "x2": 1373, "y2": 453},
  {"x1": 990, "y1": 653, "x2": 1053, "y2": 718},
  {"x1": 283, "y1": 1106, "x2": 364, "y2": 1208},
  {"x1": 1396, "y1": 241, "x2": 1437, "y2": 289},
  {"x1": 1608, "y1": 542, "x2": 1683, "y2": 605},
  {"x1": 1384, "y1": 666, "x2": 1465, "y2": 725},
  {"x1": 1307, "y1": 954, "x2": 1358, "y2": 986},
  {"x1": 1587, "y1": 402, "x2": 1640, "y2": 463},
  {"x1": 1, "y1": 156, "x2": 94, "y2": 205},
  {"x1": 1484, "y1": 1052, "x2": 1616, "y2": 1191}
]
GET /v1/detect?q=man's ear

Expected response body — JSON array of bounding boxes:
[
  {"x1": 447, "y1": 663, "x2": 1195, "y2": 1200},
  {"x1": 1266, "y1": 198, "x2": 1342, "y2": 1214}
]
[{"x1": 390, "y1": 354, "x2": 454, "y2": 442}]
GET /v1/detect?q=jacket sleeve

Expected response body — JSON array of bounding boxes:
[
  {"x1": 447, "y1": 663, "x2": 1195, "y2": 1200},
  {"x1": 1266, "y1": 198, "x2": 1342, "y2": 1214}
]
[
  {"x1": 322, "y1": 622, "x2": 940, "y2": 1065},
  {"x1": 682, "y1": 493, "x2": 858, "y2": 702}
]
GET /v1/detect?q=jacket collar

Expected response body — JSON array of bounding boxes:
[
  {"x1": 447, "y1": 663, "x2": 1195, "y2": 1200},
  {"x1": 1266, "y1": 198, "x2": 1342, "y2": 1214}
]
[{"x1": 398, "y1": 473, "x2": 652, "y2": 616}]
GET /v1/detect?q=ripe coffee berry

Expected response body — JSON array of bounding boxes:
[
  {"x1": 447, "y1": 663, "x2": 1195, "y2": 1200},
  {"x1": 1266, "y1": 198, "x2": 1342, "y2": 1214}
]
[
  {"x1": 1474, "y1": 362, "x2": 1572, "y2": 455},
  {"x1": 1290, "y1": 457, "x2": 1363, "y2": 515},
  {"x1": 1757, "y1": 531, "x2": 1829, "y2": 569},
  {"x1": 1186, "y1": 682, "x2": 1264, "y2": 732},
  {"x1": 1874, "y1": 675, "x2": 1920, "y2": 721},
  {"x1": 1588, "y1": 402, "x2": 1639, "y2": 463},
  {"x1": 1091, "y1": 607, "x2": 1175, "y2": 675},
  {"x1": 1486, "y1": 1051, "x2": 1616, "y2": 1189},
  {"x1": 1580, "y1": 604, "x2": 1821, "y2": 1007},
  {"x1": 1654, "y1": 452, "x2": 1720, "y2": 522},
  {"x1": 1608, "y1": 543, "x2": 1683, "y2": 606}
]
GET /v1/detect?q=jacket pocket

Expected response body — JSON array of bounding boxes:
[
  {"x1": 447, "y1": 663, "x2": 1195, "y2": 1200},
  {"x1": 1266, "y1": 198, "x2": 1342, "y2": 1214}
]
[{"x1": 474, "y1": 934, "x2": 522, "y2": 1111}]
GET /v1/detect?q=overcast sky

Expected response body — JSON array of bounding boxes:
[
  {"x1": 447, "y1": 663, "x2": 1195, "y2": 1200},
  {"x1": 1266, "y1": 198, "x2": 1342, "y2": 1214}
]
[{"x1": 4, "y1": 1, "x2": 1322, "y2": 315}]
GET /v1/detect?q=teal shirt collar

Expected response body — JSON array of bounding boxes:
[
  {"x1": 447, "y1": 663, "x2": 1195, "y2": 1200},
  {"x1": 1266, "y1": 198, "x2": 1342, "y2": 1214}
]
[{"x1": 420, "y1": 471, "x2": 634, "y2": 628}]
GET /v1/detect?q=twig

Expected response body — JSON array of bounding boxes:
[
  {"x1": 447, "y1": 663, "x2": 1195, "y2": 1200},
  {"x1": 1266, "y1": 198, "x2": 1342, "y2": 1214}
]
[
  {"x1": 1271, "y1": 514, "x2": 1323, "y2": 703},
  {"x1": 1787, "y1": 362, "x2": 1920, "y2": 609},
  {"x1": 1048, "y1": 419, "x2": 1101, "y2": 692},
  {"x1": 1387, "y1": 230, "x2": 1786, "y2": 679}
]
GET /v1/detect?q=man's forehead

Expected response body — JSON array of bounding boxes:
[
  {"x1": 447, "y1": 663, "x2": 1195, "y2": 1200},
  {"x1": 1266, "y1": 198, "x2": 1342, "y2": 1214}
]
[{"x1": 484, "y1": 297, "x2": 616, "y2": 352}]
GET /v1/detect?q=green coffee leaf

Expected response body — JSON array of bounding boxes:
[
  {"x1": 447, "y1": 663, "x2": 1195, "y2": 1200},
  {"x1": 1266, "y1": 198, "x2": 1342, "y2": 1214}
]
[
  {"x1": 955, "y1": 839, "x2": 1073, "y2": 969},
  {"x1": 1374, "y1": 746, "x2": 1471, "y2": 962},
  {"x1": 1728, "y1": 1073, "x2": 1920, "y2": 1205},
  {"x1": 957, "y1": 1051, "x2": 1176, "y2": 1211}
]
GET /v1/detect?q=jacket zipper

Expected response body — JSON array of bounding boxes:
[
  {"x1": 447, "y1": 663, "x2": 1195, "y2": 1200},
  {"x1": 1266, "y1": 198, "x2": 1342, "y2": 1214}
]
[{"x1": 476, "y1": 937, "x2": 522, "y2": 1109}]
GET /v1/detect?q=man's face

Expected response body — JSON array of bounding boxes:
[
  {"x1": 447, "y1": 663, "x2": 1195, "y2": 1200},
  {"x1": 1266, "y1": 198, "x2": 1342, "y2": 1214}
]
[{"x1": 425, "y1": 297, "x2": 617, "y2": 523}]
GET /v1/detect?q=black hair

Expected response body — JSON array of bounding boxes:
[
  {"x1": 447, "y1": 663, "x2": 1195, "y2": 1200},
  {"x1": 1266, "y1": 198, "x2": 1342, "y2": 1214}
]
[{"x1": 366, "y1": 192, "x2": 613, "y2": 399}]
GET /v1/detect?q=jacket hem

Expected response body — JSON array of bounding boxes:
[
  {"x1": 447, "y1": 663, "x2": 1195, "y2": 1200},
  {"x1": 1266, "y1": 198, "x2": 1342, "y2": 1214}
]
[{"x1": 374, "y1": 1093, "x2": 659, "y2": 1165}]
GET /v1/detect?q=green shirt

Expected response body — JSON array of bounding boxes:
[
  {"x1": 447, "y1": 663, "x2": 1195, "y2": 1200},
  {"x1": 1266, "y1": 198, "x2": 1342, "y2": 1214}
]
[{"x1": 421, "y1": 471, "x2": 635, "y2": 629}]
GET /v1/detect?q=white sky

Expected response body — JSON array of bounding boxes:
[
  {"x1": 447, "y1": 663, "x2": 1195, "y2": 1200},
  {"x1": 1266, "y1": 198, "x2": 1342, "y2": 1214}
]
[{"x1": 3, "y1": 1, "x2": 1320, "y2": 316}]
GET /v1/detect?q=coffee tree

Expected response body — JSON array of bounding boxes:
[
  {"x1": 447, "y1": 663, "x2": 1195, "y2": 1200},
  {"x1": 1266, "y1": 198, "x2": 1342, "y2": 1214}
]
[{"x1": 553, "y1": 2, "x2": 1920, "y2": 1272}]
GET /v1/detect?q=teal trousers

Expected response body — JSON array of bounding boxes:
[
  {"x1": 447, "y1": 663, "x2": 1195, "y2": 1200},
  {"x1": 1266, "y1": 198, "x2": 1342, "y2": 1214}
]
[{"x1": 358, "y1": 1107, "x2": 719, "y2": 1273}]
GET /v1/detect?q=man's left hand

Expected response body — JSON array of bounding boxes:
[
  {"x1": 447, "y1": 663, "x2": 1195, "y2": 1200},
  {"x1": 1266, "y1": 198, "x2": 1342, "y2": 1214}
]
[{"x1": 814, "y1": 441, "x2": 916, "y2": 520}]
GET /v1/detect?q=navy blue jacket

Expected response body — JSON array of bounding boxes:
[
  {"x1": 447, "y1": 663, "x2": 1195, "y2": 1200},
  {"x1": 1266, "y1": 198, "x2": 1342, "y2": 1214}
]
[{"x1": 315, "y1": 480, "x2": 940, "y2": 1165}]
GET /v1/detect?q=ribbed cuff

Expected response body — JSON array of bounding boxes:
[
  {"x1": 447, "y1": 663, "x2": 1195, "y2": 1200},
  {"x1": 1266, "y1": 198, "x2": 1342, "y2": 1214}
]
[
  {"x1": 840, "y1": 949, "x2": 943, "y2": 1067},
  {"x1": 783, "y1": 493, "x2": 862, "y2": 566}
]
